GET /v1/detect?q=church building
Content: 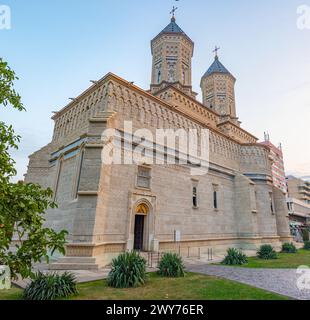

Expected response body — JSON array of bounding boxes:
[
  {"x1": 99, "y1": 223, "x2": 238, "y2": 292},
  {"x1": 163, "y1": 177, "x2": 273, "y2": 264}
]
[{"x1": 25, "y1": 13, "x2": 291, "y2": 269}]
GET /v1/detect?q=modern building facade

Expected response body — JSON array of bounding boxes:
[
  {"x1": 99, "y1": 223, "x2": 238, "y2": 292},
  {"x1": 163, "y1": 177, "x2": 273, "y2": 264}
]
[
  {"x1": 25, "y1": 15, "x2": 291, "y2": 270},
  {"x1": 287, "y1": 197, "x2": 310, "y2": 241},
  {"x1": 287, "y1": 176, "x2": 310, "y2": 204}
]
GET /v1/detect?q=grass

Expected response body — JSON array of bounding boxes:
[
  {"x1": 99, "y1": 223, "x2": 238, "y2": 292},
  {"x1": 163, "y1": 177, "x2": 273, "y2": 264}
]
[
  {"x1": 231, "y1": 249, "x2": 310, "y2": 269},
  {"x1": 0, "y1": 273, "x2": 289, "y2": 300},
  {"x1": 0, "y1": 285, "x2": 23, "y2": 300}
]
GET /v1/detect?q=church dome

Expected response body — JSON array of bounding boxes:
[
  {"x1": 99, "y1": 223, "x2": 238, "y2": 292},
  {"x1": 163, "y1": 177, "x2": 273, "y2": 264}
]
[
  {"x1": 160, "y1": 16, "x2": 186, "y2": 35},
  {"x1": 202, "y1": 55, "x2": 233, "y2": 78},
  {"x1": 152, "y1": 16, "x2": 193, "y2": 45}
]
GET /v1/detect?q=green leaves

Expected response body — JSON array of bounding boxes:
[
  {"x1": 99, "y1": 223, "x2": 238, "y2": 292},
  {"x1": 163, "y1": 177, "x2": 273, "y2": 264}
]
[
  {"x1": 281, "y1": 242, "x2": 297, "y2": 254},
  {"x1": 304, "y1": 241, "x2": 310, "y2": 250},
  {"x1": 107, "y1": 251, "x2": 147, "y2": 288},
  {"x1": 257, "y1": 245, "x2": 278, "y2": 260},
  {"x1": 0, "y1": 58, "x2": 25, "y2": 112},
  {"x1": 23, "y1": 272, "x2": 78, "y2": 300},
  {"x1": 158, "y1": 253, "x2": 185, "y2": 278},
  {"x1": 0, "y1": 59, "x2": 68, "y2": 280},
  {"x1": 222, "y1": 248, "x2": 248, "y2": 265}
]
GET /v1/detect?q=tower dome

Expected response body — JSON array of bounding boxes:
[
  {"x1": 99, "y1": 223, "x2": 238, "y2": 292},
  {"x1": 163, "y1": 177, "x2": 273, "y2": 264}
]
[
  {"x1": 150, "y1": 14, "x2": 195, "y2": 97},
  {"x1": 200, "y1": 51, "x2": 237, "y2": 120}
]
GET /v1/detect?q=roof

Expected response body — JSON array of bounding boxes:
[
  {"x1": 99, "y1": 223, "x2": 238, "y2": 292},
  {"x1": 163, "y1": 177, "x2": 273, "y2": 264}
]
[
  {"x1": 152, "y1": 17, "x2": 193, "y2": 45},
  {"x1": 161, "y1": 17, "x2": 185, "y2": 34},
  {"x1": 203, "y1": 56, "x2": 232, "y2": 78}
]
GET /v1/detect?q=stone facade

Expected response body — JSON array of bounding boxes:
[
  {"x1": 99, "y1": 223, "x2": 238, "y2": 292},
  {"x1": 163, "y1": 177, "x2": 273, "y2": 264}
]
[{"x1": 24, "y1": 16, "x2": 291, "y2": 270}]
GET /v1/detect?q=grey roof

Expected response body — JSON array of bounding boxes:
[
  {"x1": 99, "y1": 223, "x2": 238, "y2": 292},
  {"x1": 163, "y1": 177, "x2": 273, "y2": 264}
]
[
  {"x1": 153, "y1": 17, "x2": 193, "y2": 44},
  {"x1": 161, "y1": 17, "x2": 185, "y2": 34},
  {"x1": 203, "y1": 56, "x2": 232, "y2": 78}
]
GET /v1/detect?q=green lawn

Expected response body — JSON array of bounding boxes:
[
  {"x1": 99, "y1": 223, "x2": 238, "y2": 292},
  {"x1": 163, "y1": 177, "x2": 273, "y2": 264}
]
[
  {"x1": 234, "y1": 249, "x2": 310, "y2": 269},
  {"x1": 0, "y1": 273, "x2": 288, "y2": 300},
  {"x1": 0, "y1": 286, "x2": 23, "y2": 300}
]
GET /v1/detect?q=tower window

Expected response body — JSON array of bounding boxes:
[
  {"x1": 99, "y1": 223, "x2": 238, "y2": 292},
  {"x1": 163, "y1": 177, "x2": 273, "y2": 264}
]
[
  {"x1": 213, "y1": 184, "x2": 219, "y2": 210},
  {"x1": 193, "y1": 187, "x2": 198, "y2": 208},
  {"x1": 213, "y1": 191, "x2": 218, "y2": 209},
  {"x1": 157, "y1": 70, "x2": 161, "y2": 84},
  {"x1": 270, "y1": 192, "x2": 275, "y2": 214}
]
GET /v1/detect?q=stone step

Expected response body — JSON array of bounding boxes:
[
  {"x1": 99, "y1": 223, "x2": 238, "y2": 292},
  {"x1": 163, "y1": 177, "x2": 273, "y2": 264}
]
[
  {"x1": 49, "y1": 262, "x2": 100, "y2": 271},
  {"x1": 53, "y1": 257, "x2": 97, "y2": 264}
]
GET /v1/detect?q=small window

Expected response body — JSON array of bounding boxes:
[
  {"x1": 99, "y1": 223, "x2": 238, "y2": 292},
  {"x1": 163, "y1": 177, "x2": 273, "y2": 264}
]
[
  {"x1": 137, "y1": 166, "x2": 151, "y2": 189},
  {"x1": 213, "y1": 191, "x2": 218, "y2": 209},
  {"x1": 270, "y1": 193, "x2": 275, "y2": 214},
  {"x1": 193, "y1": 187, "x2": 198, "y2": 208},
  {"x1": 157, "y1": 70, "x2": 161, "y2": 84}
]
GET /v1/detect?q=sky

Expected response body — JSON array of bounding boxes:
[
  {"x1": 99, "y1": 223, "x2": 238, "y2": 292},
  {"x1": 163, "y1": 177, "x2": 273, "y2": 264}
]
[{"x1": 0, "y1": 0, "x2": 310, "y2": 181}]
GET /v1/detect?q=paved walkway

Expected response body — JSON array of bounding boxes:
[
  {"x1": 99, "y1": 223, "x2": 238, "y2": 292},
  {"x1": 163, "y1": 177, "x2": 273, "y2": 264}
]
[{"x1": 186, "y1": 264, "x2": 310, "y2": 300}]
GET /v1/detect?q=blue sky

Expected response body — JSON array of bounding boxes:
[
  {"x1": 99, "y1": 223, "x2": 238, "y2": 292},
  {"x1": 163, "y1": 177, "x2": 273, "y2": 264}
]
[{"x1": 1, "y1": 0, "x2": 310, "y2": 180}]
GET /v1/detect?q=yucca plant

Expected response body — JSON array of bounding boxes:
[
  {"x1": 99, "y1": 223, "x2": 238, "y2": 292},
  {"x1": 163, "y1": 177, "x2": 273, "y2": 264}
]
[
  {"x1": 107, "y1": 251, "x2": 147, "y2": 288},
  {"x1": 158, "y1": 253, "x2": 185, "y2": 278},
  {"x1": 221, "y1": 248, "x2": 248, "y2": 265},
  {"x1": 302, "y1": 229, "x2": 309, "y2": 242},
  {"x1": 23, "y1": 272, "x2": 78, "y2": 300},
  {"x1": 282, "y1": 242, "x2": 297, "y2": 253},
  {"x1": 303, "y1": 241, "x2": 310, "y2": 250},
  {"x1": 257, "y1": 245, "x2": 278, "y2": 260}
]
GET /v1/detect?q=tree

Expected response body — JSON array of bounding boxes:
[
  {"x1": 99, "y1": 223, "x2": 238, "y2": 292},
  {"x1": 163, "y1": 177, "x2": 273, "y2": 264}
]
[{"x1": 0, "y1": 58, "x2": 67, "y2": 280}]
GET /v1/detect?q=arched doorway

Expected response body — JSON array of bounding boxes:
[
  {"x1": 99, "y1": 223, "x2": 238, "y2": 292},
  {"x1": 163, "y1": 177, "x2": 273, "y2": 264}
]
[{"x1": 134, "y1": 203, "x2": 149, "y2": 251}]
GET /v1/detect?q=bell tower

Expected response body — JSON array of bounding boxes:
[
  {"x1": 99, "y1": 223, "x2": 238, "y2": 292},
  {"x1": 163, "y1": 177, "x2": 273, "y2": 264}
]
[
  {"x1": 150, "y1": 9, "x2": 196, "y2": 98},
  {"x1": 201, "y1": 48, "x2": 238, "y2": 123}
]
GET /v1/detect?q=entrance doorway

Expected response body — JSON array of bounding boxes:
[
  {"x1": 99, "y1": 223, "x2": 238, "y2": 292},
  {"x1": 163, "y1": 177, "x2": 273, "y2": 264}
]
[
  {"x1": 133, "y1": 203, "x2": 149, "y2": 251},
  {"x1": 134, "y1": 215, "x2": 145, "y2": 251}
]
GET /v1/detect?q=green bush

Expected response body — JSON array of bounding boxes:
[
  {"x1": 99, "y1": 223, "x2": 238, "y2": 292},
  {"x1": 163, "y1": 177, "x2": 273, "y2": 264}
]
[
  {"x1": 257, "y1": 245, "x2": 278, "y2": 260},
  {"x1": 221, "y1": 248, "x2": 248, "y2": 265},
  {"x1": 158, "y1": 253, "x2": 185, "y2": 278},
  {"x1": 107, "y1": 251, "x2": 147, "y2": 288},
  {"x1": 23, "y1": 272, "x2": 77, "y2": 300},
  {"x1": 304, "y1": 241, "x2": 310, "y2": 250},
  {"x1": 302, "y1": 229, "x2": 310, "y2": 242},
  {"x1": 282, "y1": 242, "x2": 297, "y2": 253}
]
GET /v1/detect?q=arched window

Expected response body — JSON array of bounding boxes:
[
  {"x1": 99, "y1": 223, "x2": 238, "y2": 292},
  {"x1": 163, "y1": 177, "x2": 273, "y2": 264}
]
[{"x1": 136, "y1": 203, "x2": 149, "y2": 215}]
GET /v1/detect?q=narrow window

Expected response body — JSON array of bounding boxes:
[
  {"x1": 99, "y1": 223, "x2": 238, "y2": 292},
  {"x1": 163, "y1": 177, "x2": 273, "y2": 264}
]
[
  {"x1": 270, "y1": 192, "x2": 275, "y2": 214},
  {"x1": 157, "y1": 70, "x2": 161, "y2": 84},
  {"x1": 193, "y1": 187, "x2": 198, "y2": 208},
  {"x1": 53, "y1": 158, "x2": 63, "y2": 202},
  {"x1": 213, "y1": 191, "x2": 218, "y2": 209},
  {"x1": 74, "y1": 150, "x2": 84, "y2": 198},
  {"x1": 137, "y1": 166, "x2": 151, "y2": 189},
  {"x1": 182, "y1": 70, "x2": 186, "y2": 84}
]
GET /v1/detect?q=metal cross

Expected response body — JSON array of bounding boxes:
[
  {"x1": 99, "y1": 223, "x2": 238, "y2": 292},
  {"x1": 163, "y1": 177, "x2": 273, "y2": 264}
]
[
  {"x1": 170, "y1": 6, "x2": 178, "y2": 17},
  {"x1": 213, "y1": 46, "x2": 220, "y2": 57}
]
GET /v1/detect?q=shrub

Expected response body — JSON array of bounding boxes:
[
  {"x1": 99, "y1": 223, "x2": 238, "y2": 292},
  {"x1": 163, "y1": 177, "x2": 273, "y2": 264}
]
[
  {"x1": 221, "y1": 248, "x2": 248, "y2": 265},
  {"x1": 158, "y1": 253, "x2": 185, "y2": 278},
  {"x1": 107, "y1": 251, "x2": 147, "y2": 288},
  {"x1": 302, "y1": 229, "x2": 310, "y2": 242},
  {"x1": 282, "y1": 242, "x2": 297, "y2": 253},
  {"x1": 304, "y1": 241, "x2": 310, "y2": 250},
  {"x1": 23, "y1": 272, "x2": 77, "y2": 300},
  {"x1": 257, "y1": 245, "x2": 277, "y2": 260}
]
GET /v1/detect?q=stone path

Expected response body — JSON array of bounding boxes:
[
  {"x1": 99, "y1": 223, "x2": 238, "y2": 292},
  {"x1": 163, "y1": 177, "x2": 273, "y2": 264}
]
[{"x1": 186, "y1": 264, "x2": 310, "y2": 300}]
